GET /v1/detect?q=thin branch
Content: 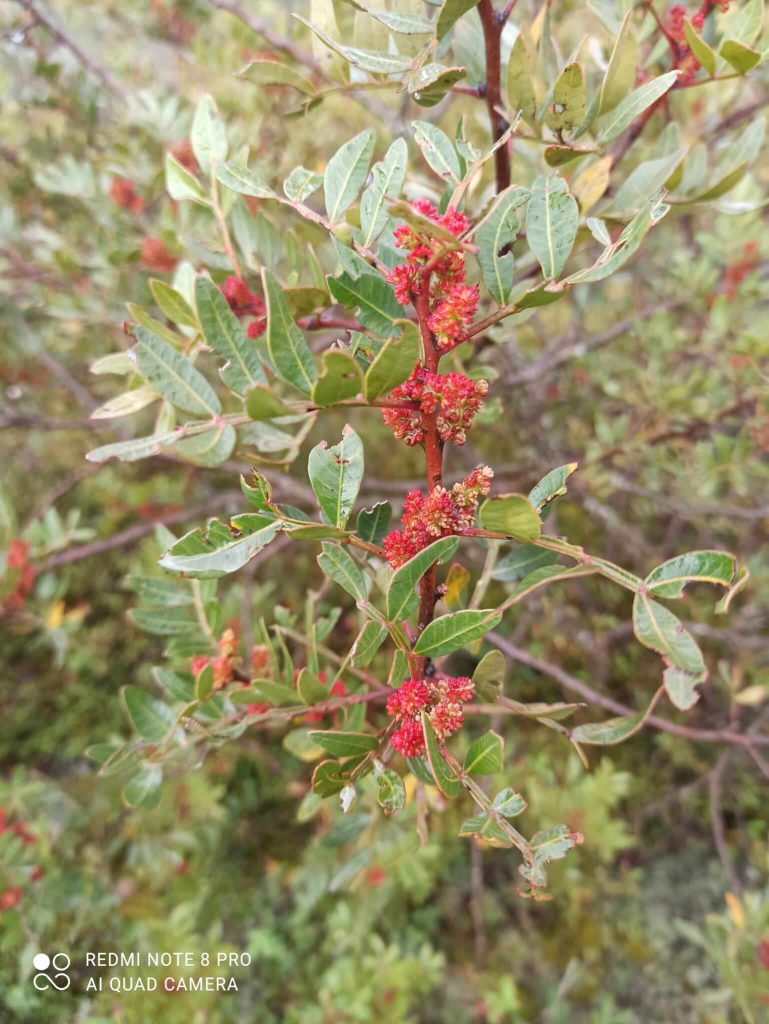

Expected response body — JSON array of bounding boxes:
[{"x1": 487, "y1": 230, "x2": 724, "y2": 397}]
[
  {"x1": 477, "y1": 0, "x2": 510, "y2": 192},
  {"x1": 709, "y1": 750, "x2": 743, "y2": 895},
  {"x1": 506, "y1": 300, "x2": 683, "y2": 386},
  {"x1": 487, "y1": 632, "x2": 769, "y2": 748},
  {"x1": 36, "y1": 494, "x2": 241, "y2": 572},
  {"x1": 499, "y1": 0, "x2": 518, "y2": 25},
  {"x1": 207, "y1": 0, "x2": 394, "y2": 124},
  {"x1": 16, "y1": 0, "x2": 129, "y2": 101}
]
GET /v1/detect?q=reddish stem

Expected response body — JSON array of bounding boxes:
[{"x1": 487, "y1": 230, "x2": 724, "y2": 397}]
[
  {"x1": 413, "y1": 278, "x2": 444, "y2": 674},
  {"x1": 477, "y1": 0, "x2": 511, "y2": 193}
]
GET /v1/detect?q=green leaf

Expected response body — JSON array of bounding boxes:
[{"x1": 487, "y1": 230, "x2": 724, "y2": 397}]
[
  {"x1": 478, "y1": 494, "x2": 541, "y2": 541},
  {"x1": 645, "y1": 550, "x2": 737, "y2": 600},
  {"x1": 122, "y1": 686, "x2": 175, "y2": 741},
  {"x1": 152, "y1": 667, "x2": 195, "y2": 702},
  {"x1": 414, "y1": 609, "x2": 502, "y2": 657},
  {"x1": 287, "y1": 524, "x2": 348, "y2": 540},
  {"x1": 507, "y1": 32, "x2": 538, "y2": 129},
  {"x1": 359, "y1": 138, "x2": 408, "y2": 247},
  {"x1": 311, "y1": 350, "x2": 363, "y2": 406},
  {"x1": 632, "y1": 592, "x2": 706, "y2": 678},
  {"x1": 520, "y1": 825, "x2": 582, "y2": 889},
  {"x1": 719, "y1": 38, "x2": 762, "y2": 73},
  {"x1": 373, "y1": 760, "x2": 406, "y2": 815},
  {"x1": 165, "y1": 153, "x2": 207, "y2": 204},
  {"x1": 168, "y1": 423, "x2": 236, "y2": 467},
  {"x1": 246, "y1": 385, "x2": 293, "y2": 420},
  {"x1": 570, "y1": 689, "x2": 662, "y2": 745},
  {"x1": 296, "y1": 668, "x2": 330, "y2": 705},
  {"x1": 598, "y1": 11, "x2": 639, "y2": 114},
  {"x1": 544, "y1": 62, "x2": 586, "y2": 133},
  {"x1": 595, "y1": 71, "x2": 680, "y2": 144},
  {"x1": 262, "y1": 269, "x2": 317, "y2": 395},
  {"x1": 663, "y1": 666, "x2": 703, "y2": 711},
  {"x1": 215, "y1": 162, "x2": 274, "y2": 198},
  {"x1": 492, "y1": 545, "x2": 557, "y2": 582},
  {"x1": 149, "y1": 279, "x2": 198, "y2": 328},
  {"x1": 283, "y1": 166, "x2": 323, "y2": 202},
  {"x1": 128, "y1": 606, "x2": 199, "y2": 635},
  {"x1": 412, "y1": 121, "x2": 461, "y2": 183},
  {"x1": 421, "y1": 713, "x2": 461, "y2": 797},
  {"x1": 87, "y1": 431, "x2": 183, "y2": 464},
  {"x1": 464, "y1": 731, "x2": 504, "y2": 775},
  {"x1": 351, "y1": 620, "x2": 387, "y2": 667},
  {"x1": 90, "y1": 385, "x2": 160, "y2": 420},
  {"x1": 327, "y1": 271, "x2": 402, "y2": 334},
  {"x1": 386, "y1": 536, "x2": 459, "y2": 622},
  {"x1": 504, "y1": 565, "x2": 590, "y2": 606},
  {"x1": 283, "y1": 727, "x2": 326, "y2": 761},
  {"x1": 294, "y1": 14, "x2": 412, "y2": 74},
  {"x1": 237, "y1": 59, "x2": 315, "y2": 95},
  {"x1": 527, "y1": 462, "x2": 578, "y2": 511},
  {"x1": 311, "y1": 759, "x2": 348, "y2": 797},
  {"x1": 493, "y1": 788, "x2": 526, "y2": 817},
  {"x1": 317, "y1": 543, "x2": 368, "y2": 603},
  {"x1": 249, "y1": 679, "x2": 301, "y2": 706},
  {"x1": 132, "y1": 327, "x2": 221, "y2": 417},
  {"x1": 526, "y1": 174, "x2": 578, "y2": 280},
  {"x1": 159, "y1": 519, "x2": 281, "y2": 579},
  {"x1": 567, "y1": 194, "x2": 669, "y2": 284},
  {"x1": 356, "y1": 502, "x2": 392, "y2": 545},
  {"x1": 360, "y1": 7, "x2": 432, "y2": 33},
  {"x1": 683, "y1": 18, "x2": 716, "y2": 76},
  {"x1": 190, "y1": 94, "x2": 227, "y2": 173},
  {"x1": 324, "y1": 129, "x2": 375, "y2": 223},
  {"x1": 458, "y1": 812, "x2": 515, "y2": 847},
  {"x1": 128, "y1": 303, "x2": 187, "y2": 348},
  {"x1": 476, "y1": 186, "x2": 528, "y2": 305},
  {"x1": 612, "y1": 150, "x2": 686, "y2": 214},
  {"x1": 408, "y1": 63, "x2": 467, "y2": 107},
  {"x1": 571, "y1": 715, "x2": 644, "y2": 745},
  {"x1": 195, "y1": 276, "x2": 266, "y2": 394},
  {"x1": 543, "y1": 145, "x2": 590, "y2": 168},
  {"x1": 435, "y1": 0, "x2": 481, "y2": 40},
  {"x1": 309, "y1": 730, "x2": 379, "y2": 757},
  {"x1": 725, "y1": 0, "x2": 765, "y2": 44},
  {"x1": 285, "y1": 286, "x2": 330, "y2": 318},
  {"x1": 91, "y1": 352, "x2": 135, "y2": 375},
  {"x1": 128, "y1": 576, "x2": 193, "y2": 607},
  {"x1": 123, "y1": 764, "x2": 163, "y2": 808},
  {"x1": 472, "y1": 649, "x2": 505, "y2": 702},
  {"x1": 307, "y1": 425, "x2": 365, "y2": 528},
  {"x1": 363, "y1": 322, "x2": 421, "y2": 400}
]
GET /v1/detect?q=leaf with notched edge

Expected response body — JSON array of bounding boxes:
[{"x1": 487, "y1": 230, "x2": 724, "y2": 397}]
[{"x1": 308, "y1": 425, "x2": 364, "y2": 529}]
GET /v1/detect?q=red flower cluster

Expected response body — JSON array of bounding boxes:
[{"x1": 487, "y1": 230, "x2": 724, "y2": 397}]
[
  {"x1": 190, "y1": 627, "x2": 239, "y2": 690},
  {"x1": 387, "y1": 675, "x2": 475, "y2": 756},
  {"x1": 667, "y1": 2, "x2": 729, "y2": 82},
  {"x1": 169, "y1": 140, "x2": 197, "y2": 174},
  {"x1": 383, "y1": 466, "x2": 493, "y2": 568},
  {"x1": 723, "y1": 241, "x2": 758, "y2": 301},
  {"x1": 0, "y1": 807, "x2": 42, "y2": 913},
  {"x1": 2, "y1": 538, "x2": 35, "y2": 610},
  {"x1": 382, "y1": 365, "x2": 488, "y2": 446},
  {"x1": 387, "y1": 199, "x2": 479, "y2": 351},
  {"x1": 141, "y1": 238, "x2": 177, "y2": 273},
  {"x1": 109, "y1": 176, "x2": 144, "y2": 214},
  {"x1": 220, "y1": 275, "x2": 266, "y2": 338},
  {"x1": 303, "y1": 673, "x2": 346, "y2": 723}
]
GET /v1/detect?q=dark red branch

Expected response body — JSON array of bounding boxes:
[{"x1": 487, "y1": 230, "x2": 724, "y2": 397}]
[{"x1": 477, "y1": 0, "x2": 511, "y2": 192}]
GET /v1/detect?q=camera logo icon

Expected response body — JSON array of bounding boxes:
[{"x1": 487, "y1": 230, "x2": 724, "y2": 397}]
[{"x1": 32, "y1": 953, "x2": 71, "y2": 991}]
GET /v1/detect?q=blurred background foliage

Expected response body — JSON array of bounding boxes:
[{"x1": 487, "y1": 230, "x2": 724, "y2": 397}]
[{"x1": 1, "y1": 0, "x2": 768, "y2": 1021}]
